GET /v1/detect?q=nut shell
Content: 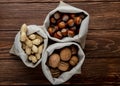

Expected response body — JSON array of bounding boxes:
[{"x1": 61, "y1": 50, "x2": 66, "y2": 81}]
[
  {"x1": 54, "y1": 12, "x2": 60, "y2": 20},
  {"x1": 67, "y1": 19, "x2": 74, "y2": 27},
  {"x1": 74, "y1": 17, "x2": 82, "y2": 25},
  {"x1": 50, "y1": 68, "x2": 61, "y2": 78},
  {"x1": 48, "y1": 53, "x2": 60, "y2": 68},
  {"x1": 60, "y1": 47, "x2": 71, "y2": 61},
  {"x1": 54, "y1": 31, "x2": 62, "y2": 39},
  {"x1": 68, "y1": 30, "x2": 75, "y2": 37},
  {"x1": 69, "y1": 56, "x2": 79, "y2": 66},
  {"x1": 58, "y1": 21, "x2": 66, "y2": 29},
  {"x1": 58, "y1": 61, "x2": 69, "y2": 71}
]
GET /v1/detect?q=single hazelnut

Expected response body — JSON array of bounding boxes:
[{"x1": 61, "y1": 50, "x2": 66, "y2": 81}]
[
  {"x1": 61, "y1": 28, "x2": 68, "y2": 36},
  {"x1": 50, "y1": 17, "x2": 56, "y2": 24},
  {"x1": 48, "y1": 53, "x2": 60, "y2": 68},
  {"x1": 54, "y1": 31, "x2": 62, "y2": 39},
  {"x1": 80, "y1": 14, "x2": 85, "y2": 19},
  {"x1": 58, "y1": 21, "x2": 66, "y2": 29},
  {"x1": 71, "y1": 45, "x2": 77, "y2": 55},
  {"x1": 62, "y1": 14, "x2": 69, "y2": 21},
  {"x1": 50, "y1": 68, "x2": 61, "y2": 78},
  {"x1": 58, "y1": 61, "x2": 69, "y2": 71},
  {"x1": 68, "y1": 30, "x2": 75, "y2": 37},
  {"x1": 67, "y1": 19, "x2": 74, "y2": 27},
  {"x1": 69, "y1": 56, "x2": 79, "y2": 66},
  {"x1": 70, "y1": 26, "x2": 76, "y2": 31},
  {"x1": 48, "y1": 27, "x2": 56, "y2": 36},
  {"x1": 74, "y1": 17, "x2": 82, "y2": 25},
  {"x1": 54, "y1": 12, "x2": 60, "y2": 20},
  {"x1": 60, "y1": 47, "x2": 71, "y2": 61},
  {"x1": 70, "y1": 14, "x2": 75, "y2": 19}
]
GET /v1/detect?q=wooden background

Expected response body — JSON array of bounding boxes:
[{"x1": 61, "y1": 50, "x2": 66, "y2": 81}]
[{"x1": 0, "y1": 0, "x2": 120, "y2": 85}]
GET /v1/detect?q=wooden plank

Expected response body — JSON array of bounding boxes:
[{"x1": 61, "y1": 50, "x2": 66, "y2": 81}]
[
  {"x1": 0, "y1": 0, "x2": 119, "y2": 3},
  {"x1": 0, "y1": 30, "x2": 120, "y2": 59},
  {"x1": 0, "y1": 58, "x2": 120, "y2": 85},
  {"x1": 0, "y1": 2, "x2": 119, "y2": 30}
]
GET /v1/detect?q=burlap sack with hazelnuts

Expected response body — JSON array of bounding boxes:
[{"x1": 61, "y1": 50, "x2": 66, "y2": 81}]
[
  {"x1": 10, "y1": 25, "x2": 48, "y2": 68},
  {"x1": 43, "y1": 1, "x2": 89, "y2": 49}
]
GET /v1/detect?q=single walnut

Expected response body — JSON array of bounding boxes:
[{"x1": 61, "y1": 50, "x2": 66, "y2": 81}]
[
  {"x1": 60, "y1": 47, "x2": 71, "y2": 61},
  {"x1": 50, "y1": 68, "x2": 61, "y2": 78},
  {"x1": 69, "y1": 56, "x2": 79, "y2": 66},
  {"x1": 58, "y1": 61, "x2": 69, "y2": 71},
  {"x1": 48, "y1": 53, "x2": 60, "y2": 68},
  {"x1": 71, "y1": 45, "x2": 77, "y2": 55}
]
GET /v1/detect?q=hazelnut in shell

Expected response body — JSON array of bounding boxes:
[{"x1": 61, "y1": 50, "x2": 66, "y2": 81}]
[
  {"x1": 68, "y1": 30, "x2": 75, "y2": 37},
  {"x1": 74, "y1": 17, "x2": 82, "y2": 25},
  {"x1": 54, "y1": 31, "x2": 62, "y2": 39},
  {"x1": 54, "y1": 12, "x2": 60, "y2": 20},
  {"x1": 58, "y1": 61, "x2": 69, "y2": 71},
  {"x1": 50, "y1": 17, "x2": 56, "y2": 24},
  {"x1": 61, "y1": 28, "x2": 68, "y2": 36},
  {"x1": 69, "y1": 56, "x2": 79, "y2": 66},
  {"x1": 48, "y1": 53, "x2": 60, "y2": 68},
  {"x1": 48, "y1": 27, "x2": 55, "y2": 36},
  {"x1": 67, "y1": 19, "x2": 74, "y2": 27},
  {"x1": 60, "y1": 47, "x2": 71, "y2": 61},
  {"x1": 70, "y1": 14, "x2": 75, "y2": 19},
  {"x1": 58, "y1": 21, "x2": 66, "y2": 29},
  {"x1": 70, "y1": 26, "x2": 76, "y2": 31},
  {"x1": 62, "y1": 14, "x2": 69, "y2": 22}
]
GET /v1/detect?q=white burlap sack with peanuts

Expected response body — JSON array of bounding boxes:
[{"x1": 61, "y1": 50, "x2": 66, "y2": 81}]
[{"x1": 10, "y1": 25, "x2": 48, "y2": 68}]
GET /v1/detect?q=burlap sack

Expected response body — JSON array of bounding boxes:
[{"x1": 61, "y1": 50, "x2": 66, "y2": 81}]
[
  {"x1": 43, "y1": 1, "x2": 89, "y2": 49},
  {"x1": 42, "y1": 42, "x2": 85, "y2": 85},
  {"x1": 10, "y1": 25, "x2": 48, "y2": 68}
]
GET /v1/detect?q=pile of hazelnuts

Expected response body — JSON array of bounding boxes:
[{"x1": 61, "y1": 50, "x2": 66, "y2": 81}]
[
  {"x1": 47, "y1": 45, "x2": 79, "y2": 78},
  {"x1": 48, "y1": 11, "x2": 86, "y2": 39}
]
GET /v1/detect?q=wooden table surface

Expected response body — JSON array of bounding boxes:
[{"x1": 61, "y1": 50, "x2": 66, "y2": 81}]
[{"x1": 0, "y1": 0, "x2": 120, "y2": 85}]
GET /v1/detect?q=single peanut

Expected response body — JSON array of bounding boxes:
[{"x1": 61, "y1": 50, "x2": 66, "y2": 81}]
[
  {"x1": 36, "y1": 35, "x2": 43, "y2": 44},
  {"x1": 32, "y1": 39, "x2": 41, "y2": 45},
  {"x1": 35, "y1": 44, "x2": 44, "y2": 60},
  {"x1": 31, "y1": 55, "x2": 37, "y2": 63},
  {"x1": 20, "y1": 24, "x2": 27, "y2": 42},
  {"x1": 25, "y1": 37, "x2": 33, "y2": 48},
  {"x1": 25, "y1": 46, "x2": 31, "y2": 55},
  {"x1": 28, "y1": 55, "x2": 34, "y2": 61},
  {"x1": 29, "y1": 34, "x2": 36, "y2": 40},
  {"x1": 32, "y1": 45, "x2": 38, "y2": 53}
]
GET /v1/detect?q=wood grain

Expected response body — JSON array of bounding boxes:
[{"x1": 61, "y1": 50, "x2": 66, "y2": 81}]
[
  {"x1": 0, "y1": 0, "x2": 119, "y2": 3},
  {"x1": 0, "y1": 58, "x2": 120, "y2": 85},
  {"x1": 0, "y1": 0, "x2": 120, "y2": 85},
  {"x1": 1, "y1": 30, "x2": 120, "y2": 59},
  {"x1": 0, "y1": 2, "x2": 119, "y2": 30}
]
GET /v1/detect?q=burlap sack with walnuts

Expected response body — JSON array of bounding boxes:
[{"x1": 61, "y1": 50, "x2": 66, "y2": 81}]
[
  {"x1": 42, "y1": 42, "x2": 85, "y2": 85},
  {"x1": 9, "y1": 25, "x2": 48, "y2": 68},
  {"x1": 43, "y1": 1, "x2": 89, "y2": 49}
]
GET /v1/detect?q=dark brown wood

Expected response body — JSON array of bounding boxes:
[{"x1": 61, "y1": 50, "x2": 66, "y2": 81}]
[
  {"x1": 0, "y1": 58, "x2": 120, "y2": 85},
  {"x1": 1, "y1": 30, "x2": 120, "y2": 59},
  {"x1": 0, "y1": 0, "x2": 119, "y2": 3},
  {"x1": 0, "y1": 2, "x2": 119, "y2": 30},
  {"x1": 0, "y1": 0, "x2": 120, "y2": 85}
]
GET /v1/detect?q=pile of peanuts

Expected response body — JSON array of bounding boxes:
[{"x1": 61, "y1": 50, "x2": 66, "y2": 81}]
[
  {"x1": 48, "y1": 11, "x2": 86, "y2": 39},
  {"x1": 20, "y1": 24, "x2": 44, "y2": 64}
]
